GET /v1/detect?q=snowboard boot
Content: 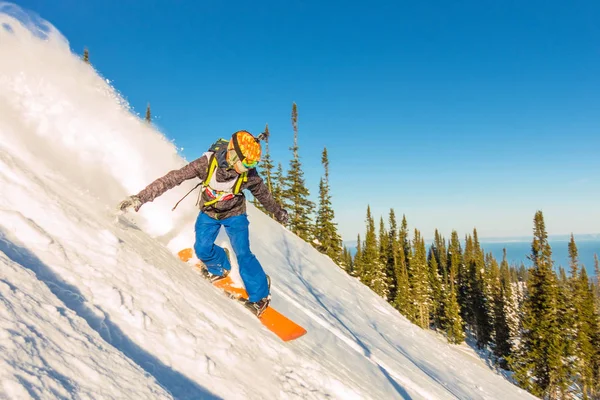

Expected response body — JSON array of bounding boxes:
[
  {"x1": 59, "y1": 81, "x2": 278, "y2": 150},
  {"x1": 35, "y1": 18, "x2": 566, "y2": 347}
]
[
  {"x1": 200, "y1": 264, "x2": 230, "y2": 283},
  {"x1": 199, "y1": 247, "x2": 231, "y2": 283},
  {"x1": 244, "y1": 275, "x2": 271, "y2": 317},
  {"x1": 244, "y1": 295, "x2": 271, "y2": 317}
]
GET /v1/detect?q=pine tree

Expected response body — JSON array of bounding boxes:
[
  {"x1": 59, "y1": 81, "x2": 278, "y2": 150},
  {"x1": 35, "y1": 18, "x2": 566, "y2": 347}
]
[
  {"x1": 314, "y1": 147, "x2": 343, "y2": 264},
  {"x1": 314, "y1": 179, "x2": 325, "y2": 246},
  {"x1": 393, "y1": 215, "x2": 411, "y2": 317},
  {"x1": 512, "y1": 260, "x2": 528, "y2": 342},
  {"x1": 433, "y1": 230, "x2": 449, "y2": 285},
  {"x1": 369, "y1": 216, "x2": 389, "y2": 299},
  {"x1": 341, "y1": 245, "x2": 352, "y2": 273},
  {"x1": 271, "y1": 163, "x2": 285, "y2": 206},
  {"x1": 83, "y1": 47, "x2": 89, "y2": 63},
  {"x1": 469, "y1": 230, "x2": 493, "y2": 349},
  {"x1": 360, "y1": 206, "x2": 380, "y2": 290},
  {"x1": 386, "y1": 209, "x2": 399, "y2": 302},
  {"x1": 564, "y1": 235, "x2": 597, "y2": 399},
  {"x1": 510, "y1": 211, "x2": 570, "y2": 399},
  {"x1": 575, "y1": 267, "x2": 598, "y2": 399},
  {"x1": 353, "y1": 234, "x2": 363, "y2": 278},
  {"x1": 500, "y1": 249, "x2": 518, "y2": 361},
  {"x1": 428, "y1": 246, "x2": 444, "y2": 330},
  {"x1": 260, "y1": 124, "x2": 274, "y2": 194},
  {"x1": 462, "y1": 230, "x2": 492, "y2": 349},
  {"x1": 562, "y1": 234, "x2": 581, "y2": 392},
  {"x1": 399, "y1": 215, "x2": 411, "y2": 261},
  {"x1": 379, "y1": 217, "x2": 388, "y2": 268},
  {"x1": 490, "y1": 252, "x2": 512, "y2": 368},
  {"x1": 555, "y1": 267, "x2": 573, "y2": 400},
  {"x1": 145, "y1": 103, "x2": 151, "y2": 123},
  {"x1": 568, "y1": 234, "x2": 579, "y2": 280},
  {"x1": 431, "y1": 230, "x2": 449, "y2": 332},
  {"x1": 444, "y1": 231, "x2": 465, "y2": 344},
  {"x1": 409, "y1": 229, "x2": 430, "y2": 329},
  {"x1": 458, "y1": 234, "x2": 473, "y2": 326},
  {"x1": 283, "y1": 102, "x2": 315, "y2": 241}
]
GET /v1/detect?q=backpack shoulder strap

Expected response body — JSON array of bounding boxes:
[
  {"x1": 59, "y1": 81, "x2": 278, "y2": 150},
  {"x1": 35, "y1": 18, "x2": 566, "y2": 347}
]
[
  {"x1": 233, "y1": 172, "x2": 247, "y2": 194},
  {"x1": 203, "y1": 153, "x2": 219, "y2": 188}
]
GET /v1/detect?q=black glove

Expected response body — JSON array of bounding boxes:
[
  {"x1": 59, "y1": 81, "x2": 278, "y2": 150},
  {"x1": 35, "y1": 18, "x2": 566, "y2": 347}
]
[
  {"x1": 275, "y1": 209, "x2": 289, "y2": 224},
  {"x1": 118, "y1": 195, "x2": 142, "y2": 212}
]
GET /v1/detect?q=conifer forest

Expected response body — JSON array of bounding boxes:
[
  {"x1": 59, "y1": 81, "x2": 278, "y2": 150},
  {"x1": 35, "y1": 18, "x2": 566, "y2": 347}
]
[{"x1": 252, "y1": 102, "x2": 600, "y2": 400}]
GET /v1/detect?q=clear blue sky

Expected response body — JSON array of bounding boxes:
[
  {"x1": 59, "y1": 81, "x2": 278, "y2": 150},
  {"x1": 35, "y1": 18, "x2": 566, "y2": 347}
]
[{"x1": 16, "y1": 0, "x2": 600, "y2": 241}]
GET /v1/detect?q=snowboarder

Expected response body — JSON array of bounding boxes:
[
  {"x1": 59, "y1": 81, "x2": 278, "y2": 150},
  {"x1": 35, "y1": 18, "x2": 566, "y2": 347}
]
[{"x1": 118, "y1": 130, "x2": 289, "y2": 316}]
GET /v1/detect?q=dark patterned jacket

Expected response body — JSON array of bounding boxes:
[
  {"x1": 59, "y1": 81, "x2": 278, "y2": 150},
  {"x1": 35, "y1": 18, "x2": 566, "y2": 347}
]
[{"x1": 136, "y1": 150, "x2": 284, "y2": 220}]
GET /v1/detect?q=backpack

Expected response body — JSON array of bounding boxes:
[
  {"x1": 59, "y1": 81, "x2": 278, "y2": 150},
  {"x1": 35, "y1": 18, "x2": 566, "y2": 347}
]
[{"x1": 208, "y1": 138, "x2": 230, "y2": 153}]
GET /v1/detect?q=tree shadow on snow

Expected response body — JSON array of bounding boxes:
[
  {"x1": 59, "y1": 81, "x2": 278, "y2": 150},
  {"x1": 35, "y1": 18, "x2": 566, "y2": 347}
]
[
  {"x1": 279, "y1": 237, "x2": 413, "y2": 400},
  {"x1": 374, "y1": 328, "x2": 465, "y2": 399},
  {"x1": 0, "y1": 232, "x2": 222, "y2": 400}
]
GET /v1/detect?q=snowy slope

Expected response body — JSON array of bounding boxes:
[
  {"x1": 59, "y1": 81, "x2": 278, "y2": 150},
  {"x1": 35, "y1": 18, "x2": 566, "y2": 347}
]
[{"x1": 0, "y1": 4, "x2": 538, "y2": 399}]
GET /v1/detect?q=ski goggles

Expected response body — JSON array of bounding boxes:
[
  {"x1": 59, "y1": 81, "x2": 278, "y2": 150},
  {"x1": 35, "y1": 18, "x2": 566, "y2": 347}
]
[{"x1": 241, "y1": 158, "x2": 258, "y2": 169}]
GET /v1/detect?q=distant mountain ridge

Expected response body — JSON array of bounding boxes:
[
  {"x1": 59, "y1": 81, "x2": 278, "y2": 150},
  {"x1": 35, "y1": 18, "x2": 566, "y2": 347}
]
[{"x1": 343, "y1": 233, "x2": 600, "y2": 248}]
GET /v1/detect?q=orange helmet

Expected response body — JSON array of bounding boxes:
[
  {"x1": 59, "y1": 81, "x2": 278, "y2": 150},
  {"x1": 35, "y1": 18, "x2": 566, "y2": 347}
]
[{"x1": 228, "y1": 130, "x2": 262, "y2": 164}]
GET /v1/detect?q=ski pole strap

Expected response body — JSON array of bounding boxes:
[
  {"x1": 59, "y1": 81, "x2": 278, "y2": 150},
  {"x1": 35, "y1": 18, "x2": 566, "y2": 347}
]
[{"x1": 171, "y1": 182, "x2": 202, "y2": 211}]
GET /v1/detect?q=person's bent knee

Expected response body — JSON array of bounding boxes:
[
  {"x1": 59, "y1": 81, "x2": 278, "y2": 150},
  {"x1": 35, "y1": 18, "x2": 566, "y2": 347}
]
[{"x1": 194, "y1": 242, "x2": 213, "y2": 260}]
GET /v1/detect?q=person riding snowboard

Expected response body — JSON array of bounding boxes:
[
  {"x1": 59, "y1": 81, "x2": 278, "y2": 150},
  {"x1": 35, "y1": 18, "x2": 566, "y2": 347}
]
[{"x1": 118, "y1": 130, "x2": 288, "y2": 316}]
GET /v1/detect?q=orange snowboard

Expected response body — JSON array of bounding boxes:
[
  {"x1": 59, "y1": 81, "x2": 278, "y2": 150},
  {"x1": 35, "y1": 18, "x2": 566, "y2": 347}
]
[{"x1": 178, "y1": 248, "x2": 307, "y2": 342}]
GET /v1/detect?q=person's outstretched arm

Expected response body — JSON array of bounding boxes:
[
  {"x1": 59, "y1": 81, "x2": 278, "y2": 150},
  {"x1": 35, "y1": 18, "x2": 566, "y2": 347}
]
[{"x1": 119, "y1": 157, "x2": 208, "y2": 212}]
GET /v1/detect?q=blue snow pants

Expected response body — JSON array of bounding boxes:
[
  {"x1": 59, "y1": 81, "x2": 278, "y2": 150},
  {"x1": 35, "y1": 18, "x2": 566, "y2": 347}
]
[{"x1": 194, "y1": 212, "x2": 269, "y2": 302}]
